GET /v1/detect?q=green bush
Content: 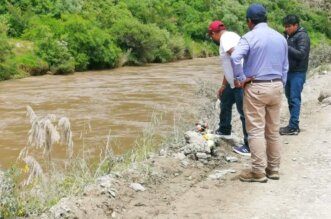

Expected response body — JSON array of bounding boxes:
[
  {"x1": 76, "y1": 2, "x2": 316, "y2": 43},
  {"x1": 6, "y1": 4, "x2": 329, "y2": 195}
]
[
  {"x1": 0, "y1": 168, "x2": 22, "y2": 218},
  {"x1": 61, "y1": 14, "x2": 120, "y2": 70},
  {"x1": 0, "y1": 21, "x2": 12, "y2": 62},
  {"x1": 110, "y1": 18, "x2": 174, "y2": 64},
  {"x1": 0, "y1": 18, "x2": 21, "y2": 80},
  {"x1": 22, "y1": 16, "x2": 64, "y2": 40},
  {"x1": 0, "y1": 62, "x2": 19, "y2": 80},
  {"x1": 23, "y1": 14, "x2": 120, "y2": 71},
  {"x1": 168, "y1": 35, "x2": 186, "y2": 60},
  {"x1": 13, "y1": 52, "x2": 49, "y2": 76},
  {"x1": 36, "y1": 37, "x2": 75, "y2": 74},
  {"x1": 53, "y1": 0, "x2": 83, "y2": 17}
]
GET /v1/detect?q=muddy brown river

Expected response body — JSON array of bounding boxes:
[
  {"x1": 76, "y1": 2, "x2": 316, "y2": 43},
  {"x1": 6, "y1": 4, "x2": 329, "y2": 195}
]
[{"x1": 0, "y1": 57, "x2": 221, "y2": 168}]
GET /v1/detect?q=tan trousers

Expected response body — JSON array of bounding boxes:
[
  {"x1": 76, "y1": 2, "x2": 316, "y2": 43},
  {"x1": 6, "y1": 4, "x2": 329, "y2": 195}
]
[{"x1": 244, "y1": 81, "x2": 283, "y2": 174}]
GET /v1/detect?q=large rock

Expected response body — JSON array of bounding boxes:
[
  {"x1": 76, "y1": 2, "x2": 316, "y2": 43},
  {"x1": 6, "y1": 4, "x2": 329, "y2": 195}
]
[
  {"x1": 181, "y1": 143, "x2": 209, "y2": 155},
  {"x1": 129, "y1": 183, "x2": 146, "y2": 192},
  {"x1": 84, "y1": 174, "x2": 117, "y2": 198}
]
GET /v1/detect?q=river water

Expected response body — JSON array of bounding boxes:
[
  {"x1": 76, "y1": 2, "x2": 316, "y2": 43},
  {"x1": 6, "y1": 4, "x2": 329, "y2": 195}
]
[{"x1": 0, "y1": 57, "x2": 222, "y2": 168}]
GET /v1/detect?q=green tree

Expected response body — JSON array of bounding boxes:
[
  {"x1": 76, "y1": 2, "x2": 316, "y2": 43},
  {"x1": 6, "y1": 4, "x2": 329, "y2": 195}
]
[
  {"x1": 0, "y1": 19, "x2": 12, "y2": 62},
  {"x1": 61, "y1": 14, "x2": 120, "y2": 70},
  {"x1": 110, "y1": 18, "x2": 173, "y2": 64},
  {"x1": 0, "y1": 19, "x2": 17, "y2": 80},
  {"x1": 37, "y1": 36, "x2": 75, "y2": 74},
  {"x1": 53, "y1": 0, "x2": 83, "y2": 17}
]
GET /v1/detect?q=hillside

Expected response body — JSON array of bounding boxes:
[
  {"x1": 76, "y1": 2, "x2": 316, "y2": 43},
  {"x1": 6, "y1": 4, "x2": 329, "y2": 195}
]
[{"x1": 0, "y1": 0, "x2": 330, "y2": 79}]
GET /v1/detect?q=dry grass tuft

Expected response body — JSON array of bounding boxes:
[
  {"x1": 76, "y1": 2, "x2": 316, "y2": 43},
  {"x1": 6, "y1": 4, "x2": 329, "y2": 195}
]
[
  {"x1": 25, "y1": 106, "x2": 73, "y2": 160},
  {"x1": 58, "y1": 117, "x2": 74, "y2": 159}
]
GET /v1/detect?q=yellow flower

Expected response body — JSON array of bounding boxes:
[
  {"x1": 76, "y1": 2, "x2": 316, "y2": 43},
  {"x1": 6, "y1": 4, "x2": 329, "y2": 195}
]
[
  {"x1": 202, "y1": 134, "x2": 208, "y2": 141},
  {"x1": 22, "y1": 164, "x2": 29, "y2": 173},
  {"x1": 18, "y1": 209, "x2": 25, "y2": 216}
]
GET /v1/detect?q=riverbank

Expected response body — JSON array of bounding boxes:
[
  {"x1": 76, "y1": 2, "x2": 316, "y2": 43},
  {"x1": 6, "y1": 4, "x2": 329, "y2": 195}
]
[{"x1": 37, "y1": 65, "x2": 331, "y2": 218}]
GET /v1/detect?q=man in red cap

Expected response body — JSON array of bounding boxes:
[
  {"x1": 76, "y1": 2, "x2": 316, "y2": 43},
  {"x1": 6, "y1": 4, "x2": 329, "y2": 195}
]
[{"x1": 208, "y1": 20, "x2": 250, "y2": 156}]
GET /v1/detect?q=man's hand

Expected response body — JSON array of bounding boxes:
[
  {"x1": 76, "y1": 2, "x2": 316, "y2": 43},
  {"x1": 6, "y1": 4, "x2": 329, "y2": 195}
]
[
  {"x1": 217, "y1": 85, "x2": 226, "y2": 98},
  {"x1": 234, "y1": 79, "x2": 242, "y2": 88},
  {"x1": 234, "y1": 78, "x2": 253, "y2": 88},
  {"x1": 242, "y1": 77, "x2": 253, "y2": 87}
]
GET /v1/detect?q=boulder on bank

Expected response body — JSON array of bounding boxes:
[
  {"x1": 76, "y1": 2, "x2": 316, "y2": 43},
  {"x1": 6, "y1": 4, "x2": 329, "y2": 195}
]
[
  {"x1": 181, "y1": 130, "x2": 244, "y2": 163},
  {"x1": 181, "y1": 131, "x2": 219, "y2": 160}
]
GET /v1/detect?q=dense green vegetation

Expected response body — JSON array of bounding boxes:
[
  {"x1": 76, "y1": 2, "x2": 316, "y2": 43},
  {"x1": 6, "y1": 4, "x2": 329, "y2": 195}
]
[{"x1": 0, "y1": 0, "x2": 330, "y2": 79}]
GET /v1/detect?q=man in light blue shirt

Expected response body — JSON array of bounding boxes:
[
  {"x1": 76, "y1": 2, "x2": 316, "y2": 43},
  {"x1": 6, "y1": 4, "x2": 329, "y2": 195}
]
[{"x1": 231, "y1": 4, "x2": 289, "y2": 183}]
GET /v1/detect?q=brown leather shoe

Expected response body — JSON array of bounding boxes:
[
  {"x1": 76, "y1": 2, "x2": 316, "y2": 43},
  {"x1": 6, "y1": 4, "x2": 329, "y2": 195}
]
[
  {"x1": 239, "y1": 169, "x2": 268, "y2": 183},
  {"x1": 265, "y1": 168, "x2": 280, "y2": 180}
]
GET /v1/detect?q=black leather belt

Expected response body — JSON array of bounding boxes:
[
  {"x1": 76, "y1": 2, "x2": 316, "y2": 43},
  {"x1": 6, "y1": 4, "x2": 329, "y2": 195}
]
[{"x1": 251, "y1": 78, "x2": 282, "y2": 83}]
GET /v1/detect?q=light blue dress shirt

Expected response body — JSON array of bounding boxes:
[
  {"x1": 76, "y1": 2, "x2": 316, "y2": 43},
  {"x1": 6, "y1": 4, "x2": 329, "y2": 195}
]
[{"x1": 231, "y1": 23, "x2": 289, "y2": 85}]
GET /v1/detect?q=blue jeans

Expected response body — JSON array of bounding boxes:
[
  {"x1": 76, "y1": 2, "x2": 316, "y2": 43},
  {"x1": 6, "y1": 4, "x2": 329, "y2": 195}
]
[
  {"x1": 285, "y1": 72, "x2": 306, "y2": 129},
  {"x1": 219, "y1": 84, "x2": 248, "y2": 146}
]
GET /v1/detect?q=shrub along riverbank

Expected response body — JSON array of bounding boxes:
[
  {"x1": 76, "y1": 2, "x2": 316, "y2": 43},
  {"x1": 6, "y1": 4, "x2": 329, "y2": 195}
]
[{"x1": 0, "y1": 0, "x2": 330, "y2": 80}]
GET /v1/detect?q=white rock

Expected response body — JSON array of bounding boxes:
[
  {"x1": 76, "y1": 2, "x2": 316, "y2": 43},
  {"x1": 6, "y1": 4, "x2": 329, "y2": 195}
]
[
  {"x1": 181, "y1": 143, "x2": 208, "y2": 155},
  {"x1": 181, "y1": 160, "x2": 189, "y2": 167},
  {"x1": 225, "y1": 156, "x2": 238, "y2": 162},
  {"x1": 207, "y1": 140, "x2": 215, "y2": 147},
  {"x1": 175, "y1": 152, "x2": 186, "y2": 160},
  {"x1": 83, "y1": 174, "x2": 116, "y2": 197},
  {"x1": 196, "y1": 152, "x2": 208, "y2": 159},
  {"x1": 208, "y1": 169, "x2": 236, "y2": 180},
  {"x1": 200, "y1": 159, "x2": 209, "y2": 165},
  {"x1": 129, "y1": 183, "x2": 146, "y2": 192},
  {"x1": 205, "y1": 133, "x2": 215, "y2": 141},
  {"x1": 184, "y1": 131, "x2": 206, "y2": 145},
  {"x1": 203, "y1": 144, "x2": 212, "y2": 154},
  {"x1": 97, "y1": 174, "x2": 114, "y2": 189},
  {"x1": 159, "y1": 149, "x2": 166, "y2": 156}
]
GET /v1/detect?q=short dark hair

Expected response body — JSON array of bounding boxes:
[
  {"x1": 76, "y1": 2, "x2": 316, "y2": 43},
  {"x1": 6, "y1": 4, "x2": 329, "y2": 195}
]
[
  {"x1": 247, "y1": 16, "x2": 267, "y2": 25},
  {"x1": 283, "y1": 15, "x2": 300, "y2": 25}
]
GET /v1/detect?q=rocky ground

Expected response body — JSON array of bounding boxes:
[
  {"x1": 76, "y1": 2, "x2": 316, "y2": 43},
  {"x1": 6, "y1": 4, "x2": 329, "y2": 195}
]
[{"x1": 40, "y1": 67, "x2": 331, "y2": 219}]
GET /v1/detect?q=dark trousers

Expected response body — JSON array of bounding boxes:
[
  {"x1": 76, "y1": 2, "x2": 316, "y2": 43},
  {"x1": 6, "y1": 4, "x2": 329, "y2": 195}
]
[
  {"x1": 219, "y1": 84, "x2": 248, "y2": 146},
  {"x1": 285, "y1": 72, "x2": 306, "y2": 129}
]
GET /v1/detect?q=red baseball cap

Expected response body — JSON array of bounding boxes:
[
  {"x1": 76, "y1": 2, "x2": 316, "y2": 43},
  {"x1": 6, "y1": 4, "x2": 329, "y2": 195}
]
[{"x1": 208, "y1": 20, "x2": 226, "y2": 35}]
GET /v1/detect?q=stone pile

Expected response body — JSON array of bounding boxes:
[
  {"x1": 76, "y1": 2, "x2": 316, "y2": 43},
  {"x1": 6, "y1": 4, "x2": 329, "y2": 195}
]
[{"x1": 179, "y1": 130, "x2": 221, "y2": 163}]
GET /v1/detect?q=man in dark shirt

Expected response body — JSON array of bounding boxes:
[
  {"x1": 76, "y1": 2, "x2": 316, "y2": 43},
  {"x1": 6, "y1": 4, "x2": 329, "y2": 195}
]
[{"x1": 280, "y1": 15, "x2": 310, "y2": 135}]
